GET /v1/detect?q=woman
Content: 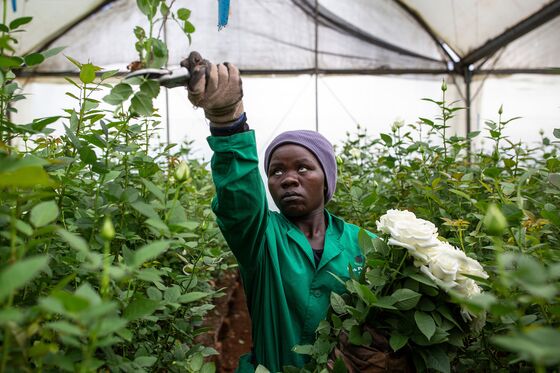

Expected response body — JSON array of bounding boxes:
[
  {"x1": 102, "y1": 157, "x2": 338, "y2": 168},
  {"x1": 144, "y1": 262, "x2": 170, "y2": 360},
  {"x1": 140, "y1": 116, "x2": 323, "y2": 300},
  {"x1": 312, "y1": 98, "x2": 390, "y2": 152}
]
[{"x1": 182, "y1": 52, "x2": 372, "y2": 372}]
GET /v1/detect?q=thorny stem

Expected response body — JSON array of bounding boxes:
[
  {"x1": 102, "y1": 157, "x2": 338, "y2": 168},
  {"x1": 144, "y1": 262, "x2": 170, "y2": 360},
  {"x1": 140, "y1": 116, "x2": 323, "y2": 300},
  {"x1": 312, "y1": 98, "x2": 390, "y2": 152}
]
[
  {"x1": 156, "y1": 0, "x2": 178, "y2": 38},
  {"x1": 101, "y1": 240, "x2": 111, "y2": 298},
  {"x1": 442, "y1": 88, "x2": 448, "y2": 160}
]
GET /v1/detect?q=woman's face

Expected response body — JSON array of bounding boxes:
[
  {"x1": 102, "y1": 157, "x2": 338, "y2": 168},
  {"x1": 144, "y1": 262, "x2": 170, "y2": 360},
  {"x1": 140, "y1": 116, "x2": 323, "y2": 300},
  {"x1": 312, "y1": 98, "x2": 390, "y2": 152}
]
[{"x1": 267, "y1": 144, "x2": 325, "y2": 218}]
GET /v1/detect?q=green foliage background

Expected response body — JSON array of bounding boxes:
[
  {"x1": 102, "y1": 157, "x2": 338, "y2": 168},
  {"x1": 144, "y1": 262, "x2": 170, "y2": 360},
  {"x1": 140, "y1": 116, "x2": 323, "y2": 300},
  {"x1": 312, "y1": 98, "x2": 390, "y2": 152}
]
[
  {"x1": 1, "y1": 1, "x2": 560, "y2": 372},
  {"x1": 319, "y1": 91, "x2": 560, "y2": 372},
  {"x1": 1, "y1": 1, "x2": 228, "y2": 372}
]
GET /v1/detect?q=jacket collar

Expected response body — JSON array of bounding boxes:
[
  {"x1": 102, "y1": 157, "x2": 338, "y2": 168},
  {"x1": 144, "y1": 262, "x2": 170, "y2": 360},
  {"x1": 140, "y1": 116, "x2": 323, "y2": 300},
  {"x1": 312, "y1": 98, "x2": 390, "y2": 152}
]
[{"x1": 284, "y1": 209, "x2": 345, "y2": 270}]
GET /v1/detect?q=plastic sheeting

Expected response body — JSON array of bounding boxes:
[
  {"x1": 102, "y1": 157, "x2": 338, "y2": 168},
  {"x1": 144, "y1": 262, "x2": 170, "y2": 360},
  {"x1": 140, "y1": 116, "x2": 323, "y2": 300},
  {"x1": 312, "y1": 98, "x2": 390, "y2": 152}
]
[
  {"x1": 25, "y1": 0, "x2": 558, "y2": 73},
  {"x1": 5, "y1": 0, "x2": 105, "y2": 55}
]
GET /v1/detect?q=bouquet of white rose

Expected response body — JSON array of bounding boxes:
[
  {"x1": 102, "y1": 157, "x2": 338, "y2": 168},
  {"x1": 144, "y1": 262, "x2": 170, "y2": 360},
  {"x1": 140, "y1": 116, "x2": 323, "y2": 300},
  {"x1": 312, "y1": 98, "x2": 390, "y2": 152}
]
[
  {"x1": 293, "y1": 210, "x2": 489, "y2": 373},
  {"x1": 377, "y1": 209, "x2": 489, "y2": 322}
]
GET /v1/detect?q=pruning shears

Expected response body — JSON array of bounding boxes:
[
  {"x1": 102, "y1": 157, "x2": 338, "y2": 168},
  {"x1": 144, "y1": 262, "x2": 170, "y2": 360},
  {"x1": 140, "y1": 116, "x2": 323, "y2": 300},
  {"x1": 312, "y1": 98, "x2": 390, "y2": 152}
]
[{"x1": 125, "y1": 68, "x2": 191, "y2": 89}]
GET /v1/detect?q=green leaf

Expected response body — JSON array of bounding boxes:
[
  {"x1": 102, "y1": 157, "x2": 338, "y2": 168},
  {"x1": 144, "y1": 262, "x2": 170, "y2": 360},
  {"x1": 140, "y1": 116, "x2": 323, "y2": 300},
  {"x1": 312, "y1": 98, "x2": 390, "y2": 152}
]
[
  {"x1": 140, "y1": 79, "x2": 160, "y2": 98},
  {"x1": 141, "y1": 178, "x2": 165, "y2": 202},
  {"x1": 111, "y1": 83, "x2": 133, "y2": 101},
  {"x1": 0, "y1": 166, "x2": 55, "y2": 187},
  {"x1": 9, "y1": 16, "x2": 33, "y2": 30},
  {"x1": 358, "y1": 229, "x2": 374, "y2": 256},
  {"x1": 349, "y1": 325, "x2": 371, "y2": 346},
  {"x1": 31, "y1": 115, "x2": 61, "y2": 131},
  {"x1": 79, "y1": 63, "x2": 98, "y2": 84},
  {"x1": 380, "y1": 133, "x2": 392, "y2": 146},
  {"x1": 415, "y1": 311, "x2": 436, "y2": 340},
  {"x1": 292, "y1": 344, "x2": 313, "y2": 355},
  {"x1": 177, "y1": 291, "x2": 210, "y2": 304},
  {"x1": 0, "y1": 55, "x2": 23, "y2": 68},
  {"x1": 145, "y1": 217, "x2": 169, "y2": 233},
  {"x1": 159, "y1": 2, "x2": 170, "y2": 16},
  {"x1": 0, "y1": 256, "x2": 49, "y2": 302},
  {"x1": 330, "y1": 292, "x2": 347, "y2": 314},
  {"x1": 136, "y1": 0, "x2": 157, "y2": 18},
  {"x1": 492, "y1": 327, "x2": 560, "y2": 366},
  {"x1": 135, "y1": 356, "x2": 157, "y2": 367},
  {"x1": 183, "y1": 21, "x2": 196, "y2": 34},
  {"x1": 79, "y1": 145, "x2": 97, "y2": 165},
  {"x1": 390, "y1": 333, "x2": 408, "y2": 352},
  {"x1": 65, "y1": 55, "x2": 82, "y2": 69},
  {"x1": 553, "y1": 128, "x2": 560, "y2": 139},
  {"x1": 58, "y1": 229, "x2": 89, "y2": 253},
  {"x1": 392, "y1": 288, "x2": 422, "y2": 310},
  {"x1": 103, "y1": 93, "x2": 124, "y2": 106},
  {"x1": 46, "y1": 321, "x2": 83, "y2": 336},
  {"x1": 420, "y1": 346, "x2": 450, "y2": 373},
  {"x1": 467, "y1": 131, "x2": 481, "y2": 139},
  {"x1": 42, "y1": 46, "x2": 65, "y2": 59},
  {"x1": 101, "y1": 69, "x2": 119, "y2": 80},
  {"x1": 200, "y1": 362, "x2": 216, "y2": 373},
  {"x1": 146, "y1": 38, "x2": 168, "y2": 68},
  {"x1": 164, "y1": 286, "x2": 181, "y2": 302},
  {"x1": 408, "y1": 273, "x2": 438, "y2": 288},
  {"x1": 15, "y1": 220, "x2": 33, "y2": 236},
  {"x1": 373, "y1": 295, "x2": 397, "y2": 310},
  {"x1": 123, "y1": 296, "x2": 160, "y2": 320},
  {"x1": 549, "y1": 173, "x2": 560, "y2": 188},
  {"x1": 419, "y1": 116, "x2": 435, "y2": 125},
  {"x1": 24, "y1": 53, "x2": 45, "y2": 67},
  {"x1": 131, "y1": 240, "x2": 170, "y2": 268},
  {"x1": 177, "y1": 8, "x2": 191, "y2": 20},
  {"x1": 131, "y1": 201, "x2": 159, "y2": 219},
  {"x1": 30, "y1": 200, "x2": 59, "y2": 227},
  {"x1": 0, "y1": 308, "x2": 24, "y2": 325},
  {"x1": 332, "y1": 357, "x2": 348, "y2": 373},
  {"x1": 353, "y1": 281, "x2": 377, "y2": 306},
  {"x1": 131, "y1": 92, "x2": 154, "y2": 116},
  {"x1": 97, "y1": 317, "x2": 128, "y2": 337},
  {"x1": 51, "y1": 290, "x2": 91, "y2": 312}
]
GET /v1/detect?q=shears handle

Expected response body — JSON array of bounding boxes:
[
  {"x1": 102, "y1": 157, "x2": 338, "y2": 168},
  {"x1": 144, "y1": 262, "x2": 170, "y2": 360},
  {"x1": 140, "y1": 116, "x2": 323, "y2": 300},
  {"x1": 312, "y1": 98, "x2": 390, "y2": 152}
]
[{"x1": 125, "y1": 68, "x2": 191, "y2": 89}]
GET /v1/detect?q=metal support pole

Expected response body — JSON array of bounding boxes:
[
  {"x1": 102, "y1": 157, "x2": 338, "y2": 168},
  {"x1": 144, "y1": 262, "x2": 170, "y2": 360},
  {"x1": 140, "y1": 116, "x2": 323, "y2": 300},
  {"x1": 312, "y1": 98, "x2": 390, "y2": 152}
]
[
  {"x1": 163, "y1": 20, "x2": 171, "y2": 144},
  {"x1": 314, "y1": 0, "x2": 319, "y2": 132},
  {"x1": 464, "y1": 68, "x2": 472, "y2": 135}
]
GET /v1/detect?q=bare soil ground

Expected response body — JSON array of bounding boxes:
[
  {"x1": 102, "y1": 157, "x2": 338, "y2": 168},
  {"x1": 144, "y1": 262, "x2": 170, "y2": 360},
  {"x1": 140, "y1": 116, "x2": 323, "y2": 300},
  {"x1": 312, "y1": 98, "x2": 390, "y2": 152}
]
[{"x1": 197, "y1": 270, "x2": 252, "y2": 372}]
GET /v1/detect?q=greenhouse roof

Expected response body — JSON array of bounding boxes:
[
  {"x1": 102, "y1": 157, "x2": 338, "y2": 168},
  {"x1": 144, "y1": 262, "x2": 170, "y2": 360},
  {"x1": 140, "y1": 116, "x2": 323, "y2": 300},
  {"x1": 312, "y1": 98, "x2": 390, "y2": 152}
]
[{"x1": 6, "y1": 0, "x2": 560, "y2": 76}]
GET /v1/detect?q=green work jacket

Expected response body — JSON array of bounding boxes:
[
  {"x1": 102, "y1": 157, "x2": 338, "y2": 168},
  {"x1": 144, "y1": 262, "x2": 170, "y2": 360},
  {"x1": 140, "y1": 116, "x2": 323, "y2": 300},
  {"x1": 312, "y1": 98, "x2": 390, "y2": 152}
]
[{"x1": 207, "y1": 130, "x2": 373, "y2": 373}]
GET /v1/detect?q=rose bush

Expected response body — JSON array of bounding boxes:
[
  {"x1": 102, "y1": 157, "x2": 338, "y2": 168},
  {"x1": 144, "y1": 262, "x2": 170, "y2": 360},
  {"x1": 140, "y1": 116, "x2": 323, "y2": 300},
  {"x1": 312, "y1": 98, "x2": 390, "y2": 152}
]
[
  {"x1": 377, "y1": 210, "x2": 488, "y2": 299},
  {"x1": 323, "y1": 87, "x2": 560, "y2": 372},
  {"x1": 291, "y1": 85, "x2": 560, "y2": 372}
]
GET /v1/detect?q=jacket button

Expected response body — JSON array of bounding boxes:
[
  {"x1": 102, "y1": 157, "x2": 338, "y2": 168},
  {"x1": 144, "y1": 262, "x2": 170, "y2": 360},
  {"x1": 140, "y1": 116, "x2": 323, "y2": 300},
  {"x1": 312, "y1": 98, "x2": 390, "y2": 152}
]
[{"x1": 312, "y1": 289, "x2": 322, "y2": 298}]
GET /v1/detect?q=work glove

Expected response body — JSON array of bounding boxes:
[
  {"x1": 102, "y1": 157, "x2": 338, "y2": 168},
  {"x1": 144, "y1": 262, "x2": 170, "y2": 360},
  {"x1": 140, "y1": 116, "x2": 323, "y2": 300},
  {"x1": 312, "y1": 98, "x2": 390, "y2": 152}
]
[{"x1": 181, "y1": 51, "x2": 244, "y2": 125}]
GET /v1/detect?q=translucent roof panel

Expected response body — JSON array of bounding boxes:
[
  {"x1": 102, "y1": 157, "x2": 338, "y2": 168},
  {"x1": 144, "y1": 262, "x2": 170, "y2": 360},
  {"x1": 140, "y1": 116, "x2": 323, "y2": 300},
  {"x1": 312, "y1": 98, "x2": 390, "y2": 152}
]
[
  {"x1": 5, "y1": 0, "x2": 557, "y2": 74},
  {"x1": 490, "y1": 15, "x2": 560, "y2": 70},
  {"x1": 38, "y1": 0, "x2": 447, "y2": 73},
  {"x1": 401, "y1": 0, "x2": 555, "y2": 57},
  {"x1": 319, "y1": 0, "x2": 444, "y2": 61},
  {"x1": 38, "y1": 0, "x2": 316, "y2": 72},
  {"x1": 5, "y1": 0, "x2": 105, "y2": 55}
]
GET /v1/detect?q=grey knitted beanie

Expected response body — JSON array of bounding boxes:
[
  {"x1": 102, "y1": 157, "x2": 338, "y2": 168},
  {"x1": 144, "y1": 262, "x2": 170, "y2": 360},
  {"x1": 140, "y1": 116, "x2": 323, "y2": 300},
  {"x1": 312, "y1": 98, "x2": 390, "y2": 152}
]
[{"x1": 264, "y1": 130, "x2": 337, "y2": 203}]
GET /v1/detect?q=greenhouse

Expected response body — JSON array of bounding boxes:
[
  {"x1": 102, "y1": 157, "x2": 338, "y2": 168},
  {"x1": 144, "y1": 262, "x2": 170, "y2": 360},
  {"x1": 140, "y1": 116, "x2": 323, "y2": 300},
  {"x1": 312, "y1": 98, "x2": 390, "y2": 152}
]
[{"x1": 1, "y1": 0, "x2": 559, "y2": 372}]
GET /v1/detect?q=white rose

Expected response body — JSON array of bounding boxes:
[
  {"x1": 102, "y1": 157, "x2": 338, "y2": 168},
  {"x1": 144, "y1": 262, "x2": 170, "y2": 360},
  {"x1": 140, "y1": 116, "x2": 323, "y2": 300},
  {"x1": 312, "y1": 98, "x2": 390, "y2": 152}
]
[
  {"x1": 409, "y1": 243, "x2": 440, "y2": 266},
  {"x1": 427, "y1": 245, "x2": 462, "y2": 284},
  {"x1": 376, "y1": 209, "x2": 417, "y2": 235},
  {"x1": 378, "y1": 210, "x2": 440, "y2": 251},
  {"x1": 420, "y1": 264, "x2": 457, "y2": 290},
  {"x1": 456, "y1": 278, "x2": 482, "y2": 298},
  {"x1": 349, "y1": 147, "x2": 361, "y2": 159},
  {"x1": 458, "y1": 255, "x2": 489, "y2": 280}
]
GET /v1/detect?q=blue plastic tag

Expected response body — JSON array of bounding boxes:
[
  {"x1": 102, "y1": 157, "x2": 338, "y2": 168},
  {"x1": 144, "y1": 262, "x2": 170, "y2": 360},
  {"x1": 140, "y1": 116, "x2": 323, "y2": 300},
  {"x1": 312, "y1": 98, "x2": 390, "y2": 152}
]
[{"x1": 218, "y1": 0, "x2": 230, "y2": 30}]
